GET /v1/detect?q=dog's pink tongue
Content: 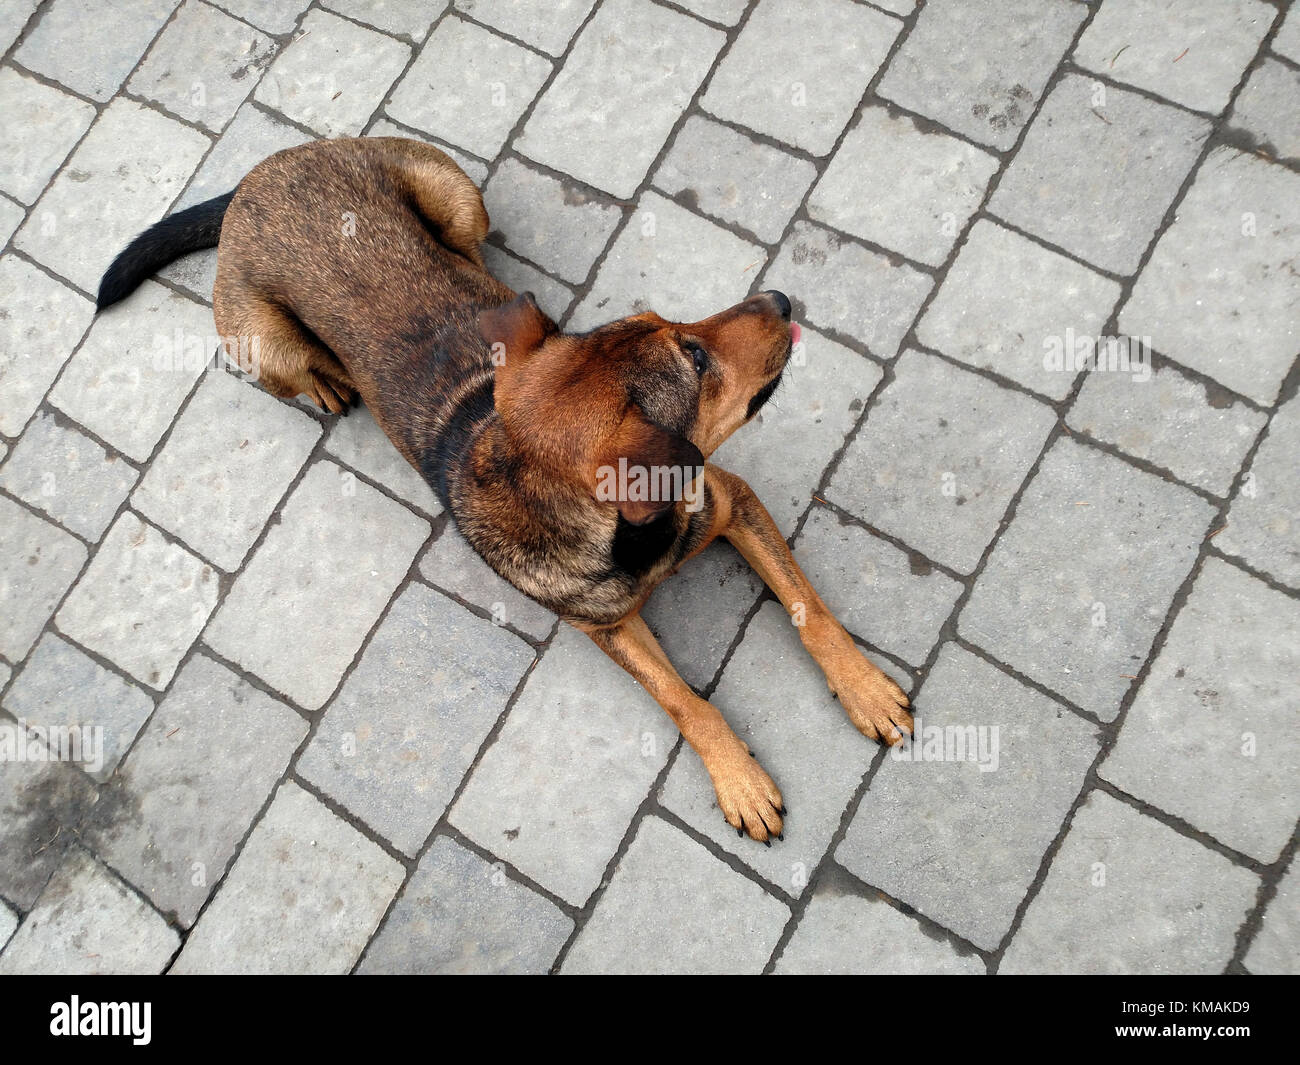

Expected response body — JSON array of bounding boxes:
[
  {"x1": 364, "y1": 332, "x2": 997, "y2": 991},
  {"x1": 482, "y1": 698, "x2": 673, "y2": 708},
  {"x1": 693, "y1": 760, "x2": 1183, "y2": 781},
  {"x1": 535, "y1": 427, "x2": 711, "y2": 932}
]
[{"x1": 790, "y1": 322, "x2": 802, "y2": 345}]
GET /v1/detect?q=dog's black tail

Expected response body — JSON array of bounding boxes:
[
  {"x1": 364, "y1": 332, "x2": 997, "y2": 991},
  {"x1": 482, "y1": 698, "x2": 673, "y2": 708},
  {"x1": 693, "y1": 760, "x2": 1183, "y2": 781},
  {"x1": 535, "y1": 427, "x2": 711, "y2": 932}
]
[{"x1": 96, "y1": 190, "x2": 235, "y2": 311}]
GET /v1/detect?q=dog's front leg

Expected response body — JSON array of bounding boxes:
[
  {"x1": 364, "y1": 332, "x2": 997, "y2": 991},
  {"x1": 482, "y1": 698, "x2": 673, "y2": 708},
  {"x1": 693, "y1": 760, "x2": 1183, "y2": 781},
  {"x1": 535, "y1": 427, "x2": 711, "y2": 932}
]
[
  {"x1": 708, "y1": 465, "x2": 913, "y2": 746},
  {"x1": 579, "y1": 613, "x2": 785, "y2": 843}
]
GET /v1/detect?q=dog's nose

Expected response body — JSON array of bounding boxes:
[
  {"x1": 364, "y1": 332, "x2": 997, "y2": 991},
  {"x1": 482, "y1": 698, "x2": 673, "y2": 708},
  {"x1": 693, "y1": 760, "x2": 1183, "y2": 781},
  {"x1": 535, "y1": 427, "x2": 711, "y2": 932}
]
[{"x1": 762, "y1": 289, "x2": 792, "y2": 320}]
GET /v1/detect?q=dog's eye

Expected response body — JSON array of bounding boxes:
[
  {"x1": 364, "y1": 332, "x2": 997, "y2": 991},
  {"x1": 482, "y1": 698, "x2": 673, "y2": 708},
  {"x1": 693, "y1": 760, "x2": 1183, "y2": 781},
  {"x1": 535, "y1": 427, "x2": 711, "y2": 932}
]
[{"x1": 684, "y1": 342, "x2": 708, "y2": 377}]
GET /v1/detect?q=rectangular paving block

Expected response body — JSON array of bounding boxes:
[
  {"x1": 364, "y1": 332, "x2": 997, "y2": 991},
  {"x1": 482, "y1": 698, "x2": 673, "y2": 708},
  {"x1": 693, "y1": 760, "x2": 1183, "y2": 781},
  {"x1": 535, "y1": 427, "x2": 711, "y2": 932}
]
[
  {"x1": 204, "y1": 460, "x2": 429, "y2": 710},
  {"x1": 129, "y1": 0, "x2": 277, "y2": 132},
  {"x1": 0, "y1": 756, "x2": 97, "y2": 909},
  {"x1": 14, "y1": 0, "x2": 177, "y2": 102},
  {"x1": 674, "y1": 0, "x2": 747, "y2": 25},
  {"x1": 325, "y1": 0, "x2": 446, "y2": 42},
  {"x1": 87, "y1": 653, "x2": 306, "y2": 927},
  {"x1": 298, "y1": 584, "x2": 534, "y2": 855},
  {"x1": 1067, "y1": 360, "x2": 1267, "y2": 497},
  {"x1": 216, "y1": 0, "x2": 310, "y2": 34},
  {"x1": 450, "y1": 624, "x2": 680, "y2": 905},
  {"x1": 0, "y1": 411, "x2": 139, "y2": 541},
  {"x1": 14, "y1": 99, "x2": 209, "y2": 293},
  {"x1": 323, "y1": 404, "x2": 443, "y2": 518},
  {"x1": 453, "y1": 0, "x2": 594, "y2": 56},
  {"x1": 653, "y1": 115, "x2": 817, "y2": 244},
  {"x1": 569, "y1": 191, "x2": 764, "y2": 331},
  {"x1": 794, "y1": 506, "x2": 962, "y2": 668},
  {"x1": 1245, "y1": 855, "x2": 1296, "y2": 975},
  {"x1": 480, "y1": 243, "x2": 573, "y2": 322},
  {"x1": 132, "y1": 371, "x2": 321, "y2": 570},
  {"x1": 1073, "y1": 0, "x2": 1274, "y2": 115},
  {"x1": 0, "y1": 849, "x2": 179, "y2": 975},
  {"x1": 878, "y1": 0, "x2": 1085, "y2": 151},
  {"x1": 916, "y1": 219, "x2": 1121, "y2": 400},
  {"x1": 172, "y1": 782, "x2": 405, "y2": 973},
  {"x1": 0, "y1": 197, "x2": 23, "y2": 247},
  {"x1": 827, "y1": 349, "x2": 1056, "y2": 575},
  {"x1": 989, "y1": 74, "x2": 1210, "y2": 276},
  {"x1": 0, "y1": 0, "x2": 38, "y2": 53},
  {"x1": 516, "y1": 0, "x2": 723, "y2": 198},
  {"x1": 49, "y1": 281, "x2": 215, "y2": 461},
  {"x1": 762, "y1": 222, "x2": 933, "y2": 358},
  {"x1": 1217, "y1": 396, "x2": 1300, "y2": 589},
  {"x1": 0, "y1": 256, "x2": 95, "y2": 438},
  {"x1": 1274, "y1": 2, "x2": 1300, "y2": 63},
  {"x1": 837, "y1": 643, "x2": 1101, "y2": 950},
  {"x1": 1101, "y1": 559, "x2": 1300, "y2": 864},
  {"x1": 960, "y1": 437, "x2": 1216, "y2": 720},
  {"x1": 173, "y1": 103, "x2": 313, "y2": 214},
  {"x1": 809, "y1": 105, "x2": 999, "y2": 268},
  {"x1": 561, "y1": 816, "x2": 789, "y2": 973},
  {"x1": 774, "y1": 886, "x2": 984, "y2": 974},
  {"x1": 703, "y1": 0, "x2": 900, "y2": 156},
  {"x1": 1001, "y1": 790, "x2": 1259, "y2": 973},
  {"x1": 1119, "y1": 149, "x2": 1299, "y2": 406},
  {"x1": 358, "y1": 834, "x2": 574, "y2": 974},
  {"x1": 1227, "y1": 58, "x2": 1300, "y2": 163},
  {"x1": 0, "y1": 496, "x2": 86, "y2": 661},
  {"x1": 387, "y1": 15, "x2": 552, "y2": 160},
  {"x1": 4, "y1": 633, "x2": 154, "y2": 782},
  {"x1": 56, "y1": 511, "x2": 218, "y2": 688},
  {"x1": 254, "y1": 9, "x2": 411, "y2": 139},
  {"x1": 0, "y1": 68, "x2": 96, "y2": 205}
]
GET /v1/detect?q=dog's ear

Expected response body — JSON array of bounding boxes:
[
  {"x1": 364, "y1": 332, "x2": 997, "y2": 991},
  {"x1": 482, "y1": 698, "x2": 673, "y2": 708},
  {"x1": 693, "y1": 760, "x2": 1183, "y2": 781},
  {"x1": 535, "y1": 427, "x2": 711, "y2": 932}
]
[
  {"x1": 593, "y1": 407, "x2": 705, "y2": 525},
  {"x1": 478, "y1": 292, "x2": 555, "y2": 364}
]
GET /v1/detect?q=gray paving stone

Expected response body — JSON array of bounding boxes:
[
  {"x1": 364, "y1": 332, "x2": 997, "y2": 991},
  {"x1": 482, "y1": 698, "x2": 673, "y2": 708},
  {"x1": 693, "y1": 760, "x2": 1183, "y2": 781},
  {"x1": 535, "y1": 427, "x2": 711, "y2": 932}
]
[
  {"x1": 0, "y1": 0, "x2": 38, "y2": 53},
  {"x1": 366, "y1": 119, "x2": 489, "y2": 185},
  {"x1": 960, "y1": 437, "x2": 1215, "y2": 720},
  {"x1": 794, "y1": 506, "x2": 962, "y2": 668},
  {"x1": 1274, "y1": 2, "x2": 1300, "y2": 64},
  {"x1": 710, "y1": 326, "x2": 882, "y2": 536},
  {"x1": 14, "y1": 0, "x2": 176, "y2": 102},
  {"x1": 659, "y1": 602, "x2": 894, "y2": 897},
  {"x1": 213, "y1": 0, "x2": 309, "y2": 34},
  {"x1": 0, "y1": 756, "x2": 97, "y2": 909},
  {"x1": 172, "y1": 782, "x2": 405, "y2": 973},
  {"x1": 0, "y1": 496, "x2": 86, "y2": 661},
  {"x1": 325, "y1": 0, "x2": 446, "y2": 41},
  {"x1": 299, "y1": 584, "x2": 533, "y2": 855},
  {"x1": 1218, "y1": 395, "x2": 1300, "y2": 589},
  {"x1": 762, "y1": 222, "x2": 932, "y2": 358},
  {"x1": 482, "y1": 157, "x2": 621, "y2": 283},
  {"x1": 0, "y1": 197, "x2": 23, "y2": 247},
  {"x1": 254, "y1": 9, "x2": 411, "y2": 138},
  {"x1": 809, "y1": 106, "x2": 998, "y2": 268},
  {"x1": 827, "y1": 349, "x2": 1055, "y2": 575},
  {"x1": 672, "y1": 0, "x2": 747, "y2": 25},
  {"x1": 0, "y1": 256, "x2": 94, "y2": 438},
  {"x1": 1001, "y1": 790, "x2": 1259, "y2": 973},
  {"x1": 878, "y1": 0, "x2": 1085, "y2": 151},
  {"x1": 14, "y1": 99, "x2": 210, "y2": 293},
  {"x1": 419, "y1": 525, "x2": 556, "y2": 640},
  {"x1": 516, "y1": 0, "x2": 723, "y2": 198},
  {"x1": 358, "y1": 834, "x2": 573, "y2": 974},
  {"x1": 0, "y1": 411, "x2": 139, "y2": 541},
  {"x1": 481, "y1": 243, "x2": 573, "y2": 321},
  {"x1": 1067, "y1": 360, "x2": 1267, "y2": 497},
  {"x1": 453, "y1": 0, "x2": 593, "y2": 56},
  {"x1": 774, "y1": 888, "x2": 985, "y2": 974},
  {"x1": 56, "y1": 511, "x2": 217, "y2": 688},
  {"x1": 1227, "y1": 58, "x2": 1300, "y2": 163},
  {"x1": 989, "y1": 74, "x2": 1210, "y2": 276},
  {"x1": 640, "y1": 541, "x2": 763, "y2": 693},
  {"x1": 323, "y1": 403, "x2": 442, "y2": 517},
  {"x1": 387, "y1": 15, "x2": 551, "y2": 161},
  {"x1": 3, "y1": 633, "x2": 153, "y2": 782},
  {"x1": 1101, "y1": 559, "x2": 1299, "y2": 863},
  {"x1": 653, "y1": 115, "x2": 818, "y2": 244},
  {"x1": 837, "y1": 643, "x2": 1100, "y2": 950},
  {"x1": 1245, "y1": 855, "x2": 1297, "y2": 975},
  {"x1": 176, "y1": 103, "x2": 313, "y2": 212},
  {"x1": 450, "y1": 624, "x2": 679, "y2": 905},
  {"x1": 205, "y1": 460, "x2": 429, "y2": 709},
  {"x1": 1123, "y1": 151, "x2": 1298, "y2": 406},
  {"x1": 134, "y1": 371, "x2": 320, "y2": 570},
  {"x1": 702, "y1": 0, "x2": 900, "y2": 156},
  {"x1": 129, "y1": 0, "x2": 276, "y2": 132},
  {"x1": 0, "y1": 69, "x2": 95, "y2": 205},
  {"x1": 87, "y1": 653, "x2": 306, "y2": 927},
  {"x1": 0, "y1": 899, "x2": 16, "y2": 951},
  {"x1": 0, "y1": 849, "x2": 179, "y2": 975},
  {"x1": 1073, "y1": 0, "x2": 1273, "y2": 115},
  {"x1": 561, "y1": 815, "x2": 789, "y2": 973},
  {"x1": 569, "y1": 192, "x2": 764, "y2": 332},
  {"x1": 49, "y1": 282, "x2": 214, "y2": 462},
  {"x1": 916, "y1": 219, "x2": 1121, "y2": 401}
]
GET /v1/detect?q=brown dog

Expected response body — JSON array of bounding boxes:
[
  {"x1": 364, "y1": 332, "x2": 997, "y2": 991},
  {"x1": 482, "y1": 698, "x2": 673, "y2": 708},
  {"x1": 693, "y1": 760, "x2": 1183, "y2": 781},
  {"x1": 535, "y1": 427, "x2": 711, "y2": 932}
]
[{"x1": 98, "y1": 137, "x2": 913, "y2": 843}]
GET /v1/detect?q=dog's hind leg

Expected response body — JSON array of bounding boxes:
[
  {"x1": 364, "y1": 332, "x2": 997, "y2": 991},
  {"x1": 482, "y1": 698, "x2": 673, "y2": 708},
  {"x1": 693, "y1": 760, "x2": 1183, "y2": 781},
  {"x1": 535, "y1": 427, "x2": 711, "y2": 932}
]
[{"x1": 378, "y1": 138, "x2": 490, "y2": 267}]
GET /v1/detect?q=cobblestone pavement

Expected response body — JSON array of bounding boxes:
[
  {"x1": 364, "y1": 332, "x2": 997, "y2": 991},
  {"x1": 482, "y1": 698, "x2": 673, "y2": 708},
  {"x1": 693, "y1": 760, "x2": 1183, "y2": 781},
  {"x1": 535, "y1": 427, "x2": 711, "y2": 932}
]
[{"x1": 0, "y1": 0, "x2": 1296, "y2": 975}]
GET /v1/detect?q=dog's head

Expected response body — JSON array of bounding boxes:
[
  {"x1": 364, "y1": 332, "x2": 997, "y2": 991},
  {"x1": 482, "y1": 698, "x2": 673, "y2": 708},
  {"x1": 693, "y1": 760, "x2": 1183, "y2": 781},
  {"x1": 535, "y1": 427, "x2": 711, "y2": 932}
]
[{"x1": 479, "y1": 290, "x2": 796, "y2": 524}]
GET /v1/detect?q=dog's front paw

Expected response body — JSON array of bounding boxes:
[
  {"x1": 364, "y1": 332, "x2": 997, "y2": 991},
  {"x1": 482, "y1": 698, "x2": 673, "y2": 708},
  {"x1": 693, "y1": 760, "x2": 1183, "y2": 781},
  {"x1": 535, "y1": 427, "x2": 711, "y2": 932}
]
[
  {"x1": 708, "y1": 745, "x2": 785, "y2": 844},
  {"x1": 825, "y1": 643, "x2": 912, "y2": 746}
]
